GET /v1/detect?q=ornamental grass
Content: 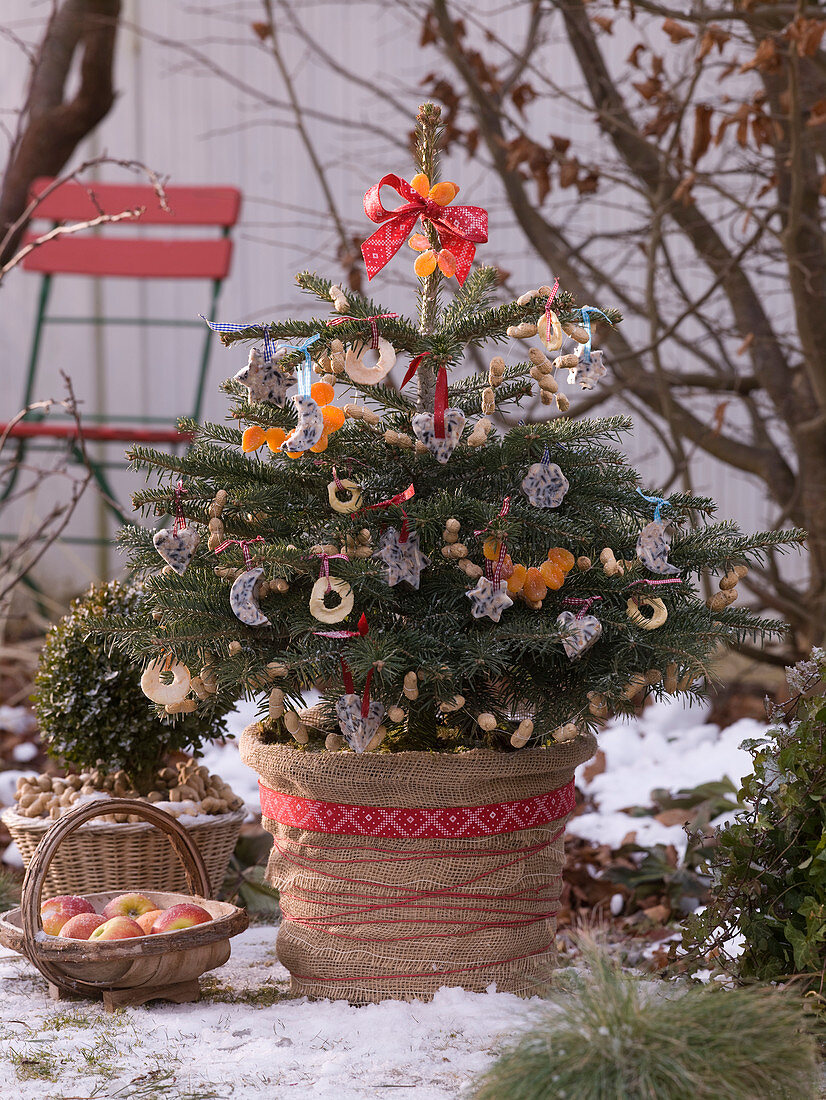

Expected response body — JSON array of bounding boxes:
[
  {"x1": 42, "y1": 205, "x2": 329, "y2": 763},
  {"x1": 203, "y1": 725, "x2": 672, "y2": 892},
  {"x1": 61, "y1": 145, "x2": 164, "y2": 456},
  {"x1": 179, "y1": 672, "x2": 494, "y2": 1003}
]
[{"x1": 470, "y1": 948, "x2": 819, "y2": 1100}]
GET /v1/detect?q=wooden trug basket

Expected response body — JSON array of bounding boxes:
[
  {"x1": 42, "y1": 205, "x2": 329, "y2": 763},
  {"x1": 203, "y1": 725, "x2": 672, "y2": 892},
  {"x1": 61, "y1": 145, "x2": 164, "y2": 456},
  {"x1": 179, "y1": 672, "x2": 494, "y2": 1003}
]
[{"x1": 0, "y1": 798, "x2": 248, "y2": 1011}]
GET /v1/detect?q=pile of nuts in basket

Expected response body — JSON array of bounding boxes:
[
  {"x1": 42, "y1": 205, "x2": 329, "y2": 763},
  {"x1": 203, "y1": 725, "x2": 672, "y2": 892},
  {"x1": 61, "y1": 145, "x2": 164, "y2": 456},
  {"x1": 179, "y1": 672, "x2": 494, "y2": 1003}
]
[{"x1": 13, "y1": 758, "x2": 245, "y2": 822}]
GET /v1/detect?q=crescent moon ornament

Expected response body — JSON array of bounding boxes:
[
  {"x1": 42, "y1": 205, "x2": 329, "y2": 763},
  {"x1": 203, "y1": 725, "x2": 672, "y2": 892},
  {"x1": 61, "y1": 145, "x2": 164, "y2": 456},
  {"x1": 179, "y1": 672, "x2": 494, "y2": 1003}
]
[
  {"x1": 280, "y1": 393, "x2": 324, "y2": 454},
  {"x1": 140, "y1": 658, "x2": 191, "y2": 705},
  {"x1": 309, "y1": 575, "x2": 354, "y2": 623},
  {"x1": 230, "y1": 567, "x2": 270, "y2": 626},
  {"x1": 344, "y1": 339, "x2": 396, "y2": 385}
]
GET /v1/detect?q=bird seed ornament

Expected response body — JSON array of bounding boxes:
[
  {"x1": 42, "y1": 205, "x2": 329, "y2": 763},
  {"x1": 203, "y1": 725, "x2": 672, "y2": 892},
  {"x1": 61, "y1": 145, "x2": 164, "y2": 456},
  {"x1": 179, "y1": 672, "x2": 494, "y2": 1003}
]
[
  {"x1": 335, "y1": 693, "x2": 386, "y2": 754},
  {"x1": 568, "y1": 345, "x2": 607, "y2": 390},
  {"x1": 153, "y1": 481, "x2": 199, "y2": 574},
  {"x1": 466, "y1": 575, "x2": 513, "y2": 623},
  {"x1": 376, "y1": 526, "x2": 429, "y2": 589},
  {"x1": 281, "y1": 392, "x2": 324, "y2": 455},
  {"x1": 230, "y1": 567, "x2": 270, "y2": 627},
  {"x1": 411, "y1": 366, "x2": 465, "y2": 463},
  {"x1": 235, "y1": 346, "x2": 292, "y2": 407},
  {"x1": 521, "y1": 447, "x2": 569, "y2": 509},
  {"x1": 557, "y1": 608, "x2": 603, "y2": 660},
  {"x1": 636, "y1": 490, "x2": 680, "y2": 576}
]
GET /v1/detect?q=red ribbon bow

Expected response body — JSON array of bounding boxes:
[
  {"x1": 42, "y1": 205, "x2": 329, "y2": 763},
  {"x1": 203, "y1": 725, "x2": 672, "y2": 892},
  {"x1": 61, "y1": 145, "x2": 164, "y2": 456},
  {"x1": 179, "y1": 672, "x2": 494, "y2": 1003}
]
[{"x1": 361, "y1": 174, "x2": 488, "y2": 286}]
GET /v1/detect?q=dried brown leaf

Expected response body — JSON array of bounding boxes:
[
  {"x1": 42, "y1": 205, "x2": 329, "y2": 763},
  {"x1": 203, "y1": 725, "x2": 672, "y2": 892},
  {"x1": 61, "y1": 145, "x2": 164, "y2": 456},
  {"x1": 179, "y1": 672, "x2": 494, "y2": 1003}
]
[
  {"x1": 662, "y1": 18, "x2": 694, "y2": 44},
  {"x1": 251, "y1": 20, "x2": 271, "y2": 41},
  {"x1": 697, "y1": 24, "x2": 731, "y2": 60},
  {"x1": 592, "y1": 15, "x2": 614, "y2": 33},
  {"x1": 691, "y1": 104, "x2": 714, "y2": 165},
  {"x1": 627, "y1": 42, "x2": 646, "y2": 68},
  {"x1": 740, "y1": 37, "x2": 781, "y2": 74}
]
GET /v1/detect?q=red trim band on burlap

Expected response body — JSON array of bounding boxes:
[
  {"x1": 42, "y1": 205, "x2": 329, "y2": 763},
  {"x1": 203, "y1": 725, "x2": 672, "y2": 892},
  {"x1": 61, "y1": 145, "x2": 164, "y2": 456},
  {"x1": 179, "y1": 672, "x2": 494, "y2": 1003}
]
[{"x1": 258, "y1": 778, "x2": 575, "y2": 839}]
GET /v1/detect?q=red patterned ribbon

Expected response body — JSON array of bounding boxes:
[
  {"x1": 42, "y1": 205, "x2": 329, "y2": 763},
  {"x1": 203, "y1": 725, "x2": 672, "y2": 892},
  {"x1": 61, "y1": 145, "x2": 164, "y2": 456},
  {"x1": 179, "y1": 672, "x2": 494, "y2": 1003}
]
[
  {"x1": 561, "y1": 595, "x2": 602, "y2": 619},
  {"x1": 480, "y1": 497, "x2": 511, "y2": 584},
  {"x1": 259, "y1": 778, "x2": 575, "y2": 838},
  {"x1": 327, "y1": 313, "x2": 398, "y2": 350},
  {"x1": 434, "y1": 365, "x2": 448, "y2": 440},
  {"x1": 401, "y1": 351, "x2": 431, "y2": 389},
  {"x1": 359, "y1": 483, "x2": 415, "y2": 543},
  {"x1": 625, "y1": 578, "x2": 682, "y2": 591},
  {"x1": 336, "y1": 656, "x2": 374, "y2": 717},
  {"x1": 314, "y1": 612, "x2": 369, "y2": 641},
  {"x1": 172, "y1": 480, "x2": 187, "y2": 535},
  {"x1": 317, "y1": 551, "x2": 349, "y2": 593},
  {"x1": 544, "y1": 277, "x2": 559, "y2": 341},
  {"x1": 361, "y1": 174, "x2": 488, "y2": 286},
  {"x1": 213, "y1": 535, "x2": 265, "y2": 568}
]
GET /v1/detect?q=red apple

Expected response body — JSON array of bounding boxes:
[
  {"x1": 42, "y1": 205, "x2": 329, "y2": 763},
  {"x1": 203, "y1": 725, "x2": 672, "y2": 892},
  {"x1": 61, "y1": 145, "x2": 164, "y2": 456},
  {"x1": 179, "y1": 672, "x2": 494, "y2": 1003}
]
[
  {"x1": 89, "y1": 916, "x2": 143, "y2": 940},
  {"x1": 136, "y1": 909, "x2": 165, "y2": 935},
  {"x1": 41, "y1": 894, "x2": 96, "y2": 936},
  {"x1": 151, "y1": 902, "x2": 212, "y2": 933},
  {"x1": 101, "y1": 893, "x2": 157, "y2": 921},
  {"x1": 59, "y1": 913, "x2": 106, "y2": 940}
]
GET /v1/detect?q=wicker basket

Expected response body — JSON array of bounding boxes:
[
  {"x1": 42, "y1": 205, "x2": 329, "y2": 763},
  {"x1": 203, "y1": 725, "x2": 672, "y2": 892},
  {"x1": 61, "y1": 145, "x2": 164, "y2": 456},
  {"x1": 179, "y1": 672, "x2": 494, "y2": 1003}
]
[
  {"x1": 241, "y1": 724, "x2": 595, "y2": 1004},
  {"x1": 0, "y1": 798, "x2": 248, "y2": 1011},
  {"x1": 2, "y1": 805, "x2": 245, "y2": 898}
]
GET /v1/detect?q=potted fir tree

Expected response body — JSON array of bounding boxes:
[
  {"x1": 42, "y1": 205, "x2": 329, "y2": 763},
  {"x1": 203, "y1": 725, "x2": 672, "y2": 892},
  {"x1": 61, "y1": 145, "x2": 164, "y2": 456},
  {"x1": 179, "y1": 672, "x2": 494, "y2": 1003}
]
[
  {"x1": 110, "y1": 104, "x2": 802, "y2": 1001},
  {"x1": 3, "y1": 580, "x2": 245, "y2": 897}
]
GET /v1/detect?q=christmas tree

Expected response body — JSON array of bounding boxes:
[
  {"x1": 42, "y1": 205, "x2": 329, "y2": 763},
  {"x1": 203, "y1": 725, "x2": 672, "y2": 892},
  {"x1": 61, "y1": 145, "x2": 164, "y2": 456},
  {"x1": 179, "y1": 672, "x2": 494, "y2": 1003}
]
[{"x1": 112, "y1": 104, "x2": 801, "y2": 755}]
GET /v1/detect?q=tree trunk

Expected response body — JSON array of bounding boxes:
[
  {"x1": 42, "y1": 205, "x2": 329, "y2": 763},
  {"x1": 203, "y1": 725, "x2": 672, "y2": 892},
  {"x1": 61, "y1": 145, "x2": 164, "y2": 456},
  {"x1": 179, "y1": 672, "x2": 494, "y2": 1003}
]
[{"x1": 0, "y1": 0, "x2": 121, "y2": 266}]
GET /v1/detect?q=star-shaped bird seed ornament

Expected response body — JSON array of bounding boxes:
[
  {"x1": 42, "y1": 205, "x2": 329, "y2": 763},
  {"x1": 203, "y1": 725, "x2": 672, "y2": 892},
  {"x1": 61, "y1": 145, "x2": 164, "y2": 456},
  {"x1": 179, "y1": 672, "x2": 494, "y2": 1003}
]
[
  {"x1": 466, "y1": 576, "x2": 513, "y2": 623},
  {"x1": 234, "y1": 347, "x2": 292, "y2": 407},
  {"x1": 375, "y1": 527, "x2": 430, "y2": 589}
]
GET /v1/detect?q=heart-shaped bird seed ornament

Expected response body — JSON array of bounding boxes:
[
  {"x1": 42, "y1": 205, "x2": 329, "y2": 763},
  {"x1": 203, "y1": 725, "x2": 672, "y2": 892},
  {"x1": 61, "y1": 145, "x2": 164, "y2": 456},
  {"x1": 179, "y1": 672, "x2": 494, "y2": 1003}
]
[
  {"x1": 153, "y1": 526, "x2": 200, "y2": 575},
  {"x1": 411, "y1": 408, "x2": 466, "y2": 464},
  {"x1": 335, "y1": 693, "x2": 386, "y2": 754},
  {"x1": 556, "y1": 610, "x2": 602, "y2": 660}
]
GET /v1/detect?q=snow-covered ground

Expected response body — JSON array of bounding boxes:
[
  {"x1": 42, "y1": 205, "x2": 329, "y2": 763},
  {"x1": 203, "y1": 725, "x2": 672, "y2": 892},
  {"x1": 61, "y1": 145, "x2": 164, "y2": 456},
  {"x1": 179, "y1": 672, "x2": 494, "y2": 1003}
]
[{"x1": 0, "y1": 696, "x2": 763, "y2": 1099}]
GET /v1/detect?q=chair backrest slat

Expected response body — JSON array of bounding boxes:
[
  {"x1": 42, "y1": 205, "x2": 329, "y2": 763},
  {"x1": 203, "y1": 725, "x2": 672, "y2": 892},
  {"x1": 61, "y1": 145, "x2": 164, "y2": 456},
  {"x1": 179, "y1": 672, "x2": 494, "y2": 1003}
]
[
  {"x1": 28, "y1": 178, "x2": 241, "y2": 227},
  {"x1": 21, "y1": 235, "x2": 233, "y2": 279}
]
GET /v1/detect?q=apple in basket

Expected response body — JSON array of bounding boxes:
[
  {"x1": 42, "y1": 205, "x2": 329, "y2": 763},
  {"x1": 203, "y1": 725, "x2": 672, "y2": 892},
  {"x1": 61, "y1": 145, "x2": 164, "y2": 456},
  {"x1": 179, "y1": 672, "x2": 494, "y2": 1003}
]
[
  {"x1": 152, "y1": 903, "x2": 212, "y2": 933},
  {"x1": 40, "y1": 895, "x2": 96, "y2": 936},
  {"x1": 90, "y1": 916, "x2": 144, "y2": 940},
  {"x1": 59, "y1": 912, "x2": 107, "y2": 940},
  {"x1": 101, "y1": 893, "x2": 158, "y2": 921},
  {"x1": 136, "y1": 909, "x2": 165, "y2": 935}
]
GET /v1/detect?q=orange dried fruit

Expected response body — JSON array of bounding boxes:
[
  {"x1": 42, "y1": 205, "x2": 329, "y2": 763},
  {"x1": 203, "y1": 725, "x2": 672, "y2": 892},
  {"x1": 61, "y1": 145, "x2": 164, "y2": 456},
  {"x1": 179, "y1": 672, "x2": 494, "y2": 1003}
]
[
  {"x1": 414, "y1": 250, "x2": 437, "y2": 277},
  {"x1": 242, "y1": 426, "x2": 266, "y2": 452},
  {"x1": 522, "y1": 566, "x2": 547, "y2": 603},
  {"x1": 429, "y1": 181, "x2": 459, "y2": 206},
  {"x1": 310, "y1": 381, "x2": 335, "y2": 406},
  {"x1": 410, "y1": 173, "x2": 430, "y2": 198},
  {"x1": 437, "y1": 249, "x2": 457, "y2": 278},
  {"x1": 507, "y1": 563, "x2": 527, "y2": 594},
  {"x1": 322, "y1": 405, "x2": 345, "y2": 432},
  {"x1": 547, "y1": 547, "x2": 575, "y2": 572},
  {"x1": 310, "y1": 432, "x2": 329, "y2": 453},
  {"x1": 539, "y1": 560, "x2": 565, "y2": 590},
  {"x1": 408, "y1": 233, "x2": 431, "y2": 251},
  {"x1": 264, "y1": 427, "x2": 287, "y2": 452},
  {"x1": 499, "y1": 553, "x2": 514, "y2": 580},
  {"x1": 483, "y1": 537, "x2": 503, "y2": 561}
]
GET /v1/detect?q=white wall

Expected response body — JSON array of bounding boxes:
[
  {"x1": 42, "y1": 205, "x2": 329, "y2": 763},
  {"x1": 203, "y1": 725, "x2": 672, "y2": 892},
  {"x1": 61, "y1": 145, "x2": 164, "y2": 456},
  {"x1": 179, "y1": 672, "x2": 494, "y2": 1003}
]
[{"x1": 0, "y1": 0, "x2": 779, "y2": 601}]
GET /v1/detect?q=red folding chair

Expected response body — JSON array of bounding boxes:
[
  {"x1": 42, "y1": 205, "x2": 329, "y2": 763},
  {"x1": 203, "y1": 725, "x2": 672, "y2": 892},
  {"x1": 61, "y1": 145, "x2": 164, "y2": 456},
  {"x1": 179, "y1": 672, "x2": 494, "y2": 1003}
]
[{"x1": 1, "y1": 178, "x2": 241, "y2": 530}]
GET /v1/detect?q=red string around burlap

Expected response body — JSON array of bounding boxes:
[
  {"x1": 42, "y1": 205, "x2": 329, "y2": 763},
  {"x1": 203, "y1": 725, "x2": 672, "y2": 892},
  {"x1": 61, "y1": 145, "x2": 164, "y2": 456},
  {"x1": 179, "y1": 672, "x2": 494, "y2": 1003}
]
[
  {"x1": 172, "y1": 480, "x2": 187, "y2": 535},
  {"x1": 361, "y1": 174, "x2": 488, "y2": 285},
  {"x1": 213, "y1": 535, "x2": 265, "y2": 567},
  {"x1": 327, "y1": 313, "x2": 398, "y2": 350}
]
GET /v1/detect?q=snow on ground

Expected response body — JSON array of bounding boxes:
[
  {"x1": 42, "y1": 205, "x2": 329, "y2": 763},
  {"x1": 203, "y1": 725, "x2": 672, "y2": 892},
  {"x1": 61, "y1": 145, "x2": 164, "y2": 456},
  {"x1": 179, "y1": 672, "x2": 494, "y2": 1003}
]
[{"x1": 0, "y1": 695, "x2": 765, "y2": 1098}]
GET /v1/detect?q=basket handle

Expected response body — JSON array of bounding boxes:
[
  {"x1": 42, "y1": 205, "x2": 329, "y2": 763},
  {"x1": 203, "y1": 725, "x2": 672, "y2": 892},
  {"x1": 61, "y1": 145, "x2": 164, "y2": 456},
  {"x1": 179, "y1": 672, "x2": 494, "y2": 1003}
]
[{"x1": 20, "y1": 797, "x2": 212, "y2": 975}]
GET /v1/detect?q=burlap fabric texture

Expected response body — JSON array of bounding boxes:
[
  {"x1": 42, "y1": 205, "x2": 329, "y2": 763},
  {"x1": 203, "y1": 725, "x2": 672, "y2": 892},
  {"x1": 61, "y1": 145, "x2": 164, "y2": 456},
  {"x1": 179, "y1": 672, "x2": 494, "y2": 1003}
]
[{"x1": 241, "y1": 725, "x2": 595, "y2": 1004}]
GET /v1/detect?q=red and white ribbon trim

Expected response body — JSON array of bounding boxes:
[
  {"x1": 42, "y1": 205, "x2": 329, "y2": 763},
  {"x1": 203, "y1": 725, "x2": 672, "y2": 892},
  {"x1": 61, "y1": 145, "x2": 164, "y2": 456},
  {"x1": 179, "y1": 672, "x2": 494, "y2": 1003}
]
[{"x1": 259, "y1": 778, "x2": 575, "y2": 839}]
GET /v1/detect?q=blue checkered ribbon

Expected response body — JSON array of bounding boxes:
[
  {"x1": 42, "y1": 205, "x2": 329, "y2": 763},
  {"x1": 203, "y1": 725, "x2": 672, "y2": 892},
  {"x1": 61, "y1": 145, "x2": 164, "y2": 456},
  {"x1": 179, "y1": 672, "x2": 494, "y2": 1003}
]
[
  {"x1": 577, "y1": 306, "x2": 612, "y2": 363},
  {"x1": 637, "y1": 488, "x2": 671, "y2": 523},
  {"x1": 200, "y1": 315, "x2": 279, "y2": 360}
]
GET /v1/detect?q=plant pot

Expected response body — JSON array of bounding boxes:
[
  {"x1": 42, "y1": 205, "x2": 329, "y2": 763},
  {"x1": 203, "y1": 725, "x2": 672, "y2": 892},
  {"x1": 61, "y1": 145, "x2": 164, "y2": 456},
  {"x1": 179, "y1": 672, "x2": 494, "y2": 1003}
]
[
  {"x1": 2, "y1": 805, "x2": 246, "y2": 898},
  {"x1": 0, "y1": 798, "x2": 248, "y2": 1011},
  {"x1": 240, "y1": 724, "x2": 595, "y2": 1004}
]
